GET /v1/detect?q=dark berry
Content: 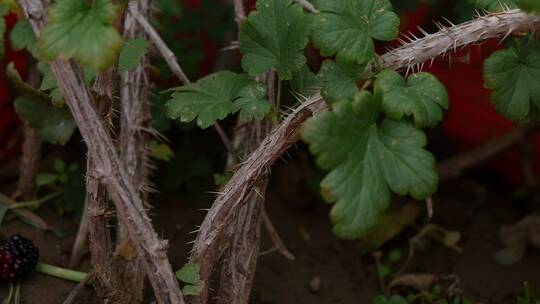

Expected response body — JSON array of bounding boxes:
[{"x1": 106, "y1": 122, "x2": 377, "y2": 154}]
[{"x1": 0, "y1": 234, "x2": 39, "y2": 283}]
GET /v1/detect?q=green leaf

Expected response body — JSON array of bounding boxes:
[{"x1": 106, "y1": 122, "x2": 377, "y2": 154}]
[
  {"x1": 175, "y1": 263, "x2": 200, "y2": 284},
  {"x1": 388, "y1": 249, "x2": 402, "y2": 263},
  {"x1": 10, "y1": 20, "x2": 38, "y2": 57},
  {"x1": 54, "y1": 158, "x2": 66, "y2": 173},
  {"x1": 468, "y1": 0, "x2": 516, "y2": 11},
  {"x1": 517, "y1": 0, "x2": 540, "y2": 13},
  {"x1": 149, "y1": 141, "x2": 174, "y2": 161},
  {"x1": 318, "y1": 59, "x2": 365, "y2": 103},
  {"x1": 14, "y1": 96, "x2": 77, "y2": 145},
  {"x1": 36, "y1": 173, "x2": 59, "y2": 187},
  {"x1": 38, "y1": 62, "x2": 64, "y2": 105},
  {"x1": 166, "y1": 71, "x2": 252, "y2": 128},
  {"x1": 373, "y1": 295, "x2": 409, "y2": 304},
  {"x1": 483, "y1": 39, "x2": 540, "y2": 121},
  {"x1": 118, "y1": 38, "x2": 150, "y2": 73},
  {"x1": 377, "y1": 264, "x2": 391, "y2": 278},
  {"x1": 311, "y1": 0, "x2": 399, "y2": 64},
  {"x1": 39, "y1": 0, "x2": 123, "y2": 70},
  {"x1": 181, "y1": 282, "x2": 204, "y2": 296},
  {"x1": 302, "y1": 96, "x2": 438, "y2": 239},
  {"x1": 290, "y1": 65, "x2": 320, "y2": 97},
  {"x1": 375, "y1": 70, "x2": 449, "y2": 128},
  {"x1": 38, "y1": 62, "x2": 58, "y2": 91},
  {"x1": 232, "y1": 83, "x2": 271, "y2": 122},
  {"x1": 239, "y1": 0, "x2": 310, "y2": 79}
]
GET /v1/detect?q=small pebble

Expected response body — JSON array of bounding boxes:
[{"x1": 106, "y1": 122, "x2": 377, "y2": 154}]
[{"x1": 308, "y1": 275, "x2": 321, "y2": 294}]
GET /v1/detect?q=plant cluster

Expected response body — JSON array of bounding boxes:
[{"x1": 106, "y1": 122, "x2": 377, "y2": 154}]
[{"x1": 0, "y1": 0, "x2": 539, "y2": 302}]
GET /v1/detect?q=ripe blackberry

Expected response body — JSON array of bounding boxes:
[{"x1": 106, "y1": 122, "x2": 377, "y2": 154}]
[{"x1": 0, "y1": 234, "x2": 39, "y2": 283}]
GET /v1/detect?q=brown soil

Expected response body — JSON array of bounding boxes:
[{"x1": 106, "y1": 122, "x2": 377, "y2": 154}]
[{"x1": 1, "y1": 160, "x2": 540, "y2": 304}]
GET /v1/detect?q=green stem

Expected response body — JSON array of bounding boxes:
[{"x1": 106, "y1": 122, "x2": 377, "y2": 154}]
[
  {"x1": 6, "y1": 283, "x2": 14, "y2": 304},
  {"x1": 9, "y1": 192, "x2": 61, "y2": 210},
  {"x1": 35, "y1": 262, "x2": 89, "y2": 283},
  {"x1": 13, "y1": 283, "x2": 21, "y2": 304},
  {"x1": 273, "y1": 79, "x2": 282, "y2": 121}
]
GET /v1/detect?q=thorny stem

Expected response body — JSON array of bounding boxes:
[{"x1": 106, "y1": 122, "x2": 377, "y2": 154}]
[
  {"x1": 117, "y1": 0, "x2": 154, "y2": 301},
  {"x1": 35, "y1": 262, "x2": 90, "y2": 283},
  {"x1": 128, "y1": 2, "x2": 190, "y2": 85},
  {"x1": 18, "y1": 1, "x2": 185, "y2": 303}
]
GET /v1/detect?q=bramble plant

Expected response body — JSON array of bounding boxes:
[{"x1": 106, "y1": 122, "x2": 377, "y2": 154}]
[{"x1": 1, "y1": 0, "x2": 540, "y2": 303}]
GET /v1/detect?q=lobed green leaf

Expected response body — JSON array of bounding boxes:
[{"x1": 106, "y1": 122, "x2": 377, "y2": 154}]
[
  {"x1": 39, "y1": 0, "x2": 123, "y2": 70},
  {"x1": 14, "y1": 96, "x2": 77, "y2": 145},
  {"x1": 484, "y1": 38, "x2": 540, "y2": 121},
  {"x1": 118, "y1": 38, "x2": 150, "y2": 73},
  {"x1": 311, "y1": 0, "x2": 399, "y2": 64},
  {"x1": 166, "y1": 71, "x2": 254, "y2": 128},
  {"x1": 10, "y1": 20, "x2": 38, "y2": 57},
  {"x1": 302, "y1": 95, "x2": 437, "y2": 239},
  {"x1": 232, "y1": 83, "x2": 272, "y2": 123},
  {"x1": 290, "y1": 65, "x2": 320, "y2": 97},
  {"x1": 317, "y1": 59, "x2": 365, "y2": 103},
  {"x1": 239, "y1": 0, "x2": 310, "y2": 80},
  {"x1": 375, "y1": 70, "x2": 449, "y2": 128}
]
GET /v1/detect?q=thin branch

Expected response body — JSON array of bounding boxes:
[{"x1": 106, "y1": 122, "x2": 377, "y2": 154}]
[
  {"x1": 18, "y1": 1, "x2": 184, "y2": 303},
  {"x1": 128, "y1": 2, "x2": 190, "y2": 85},
  {"x1": 12, "y1": 124, "x2": 41, "y2": 200},
  {"x1": 214, "y1": 122, "x2": 236, "y2": 158},
  {"x1": 12, "y1": 66, "x2": 42, "y2": 201},
  {"x1": 262, "y1": 210, "x2": 295, "y2": 260},
  {"x1": 438, "y1": 124, "x2": 540, "y2": 181},
  {"x1": 294, "y1": 0, "x2": 318, "y2": 13},
  {"x1": 233, "y1": 0, "x2": 246, "y2": 26},
  {"x1": 130, "y1": 2, "x2": 234, "y2": 157}
]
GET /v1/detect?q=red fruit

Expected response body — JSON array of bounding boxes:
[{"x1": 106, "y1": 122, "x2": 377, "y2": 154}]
[{"x1": 0, "y1": 248, "x2": 17, "y2": 282}]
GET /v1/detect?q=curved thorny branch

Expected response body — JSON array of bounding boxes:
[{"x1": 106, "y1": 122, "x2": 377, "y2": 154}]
[{"x1": 188, "y1": 9, "x2": 540, "y2": 303}]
